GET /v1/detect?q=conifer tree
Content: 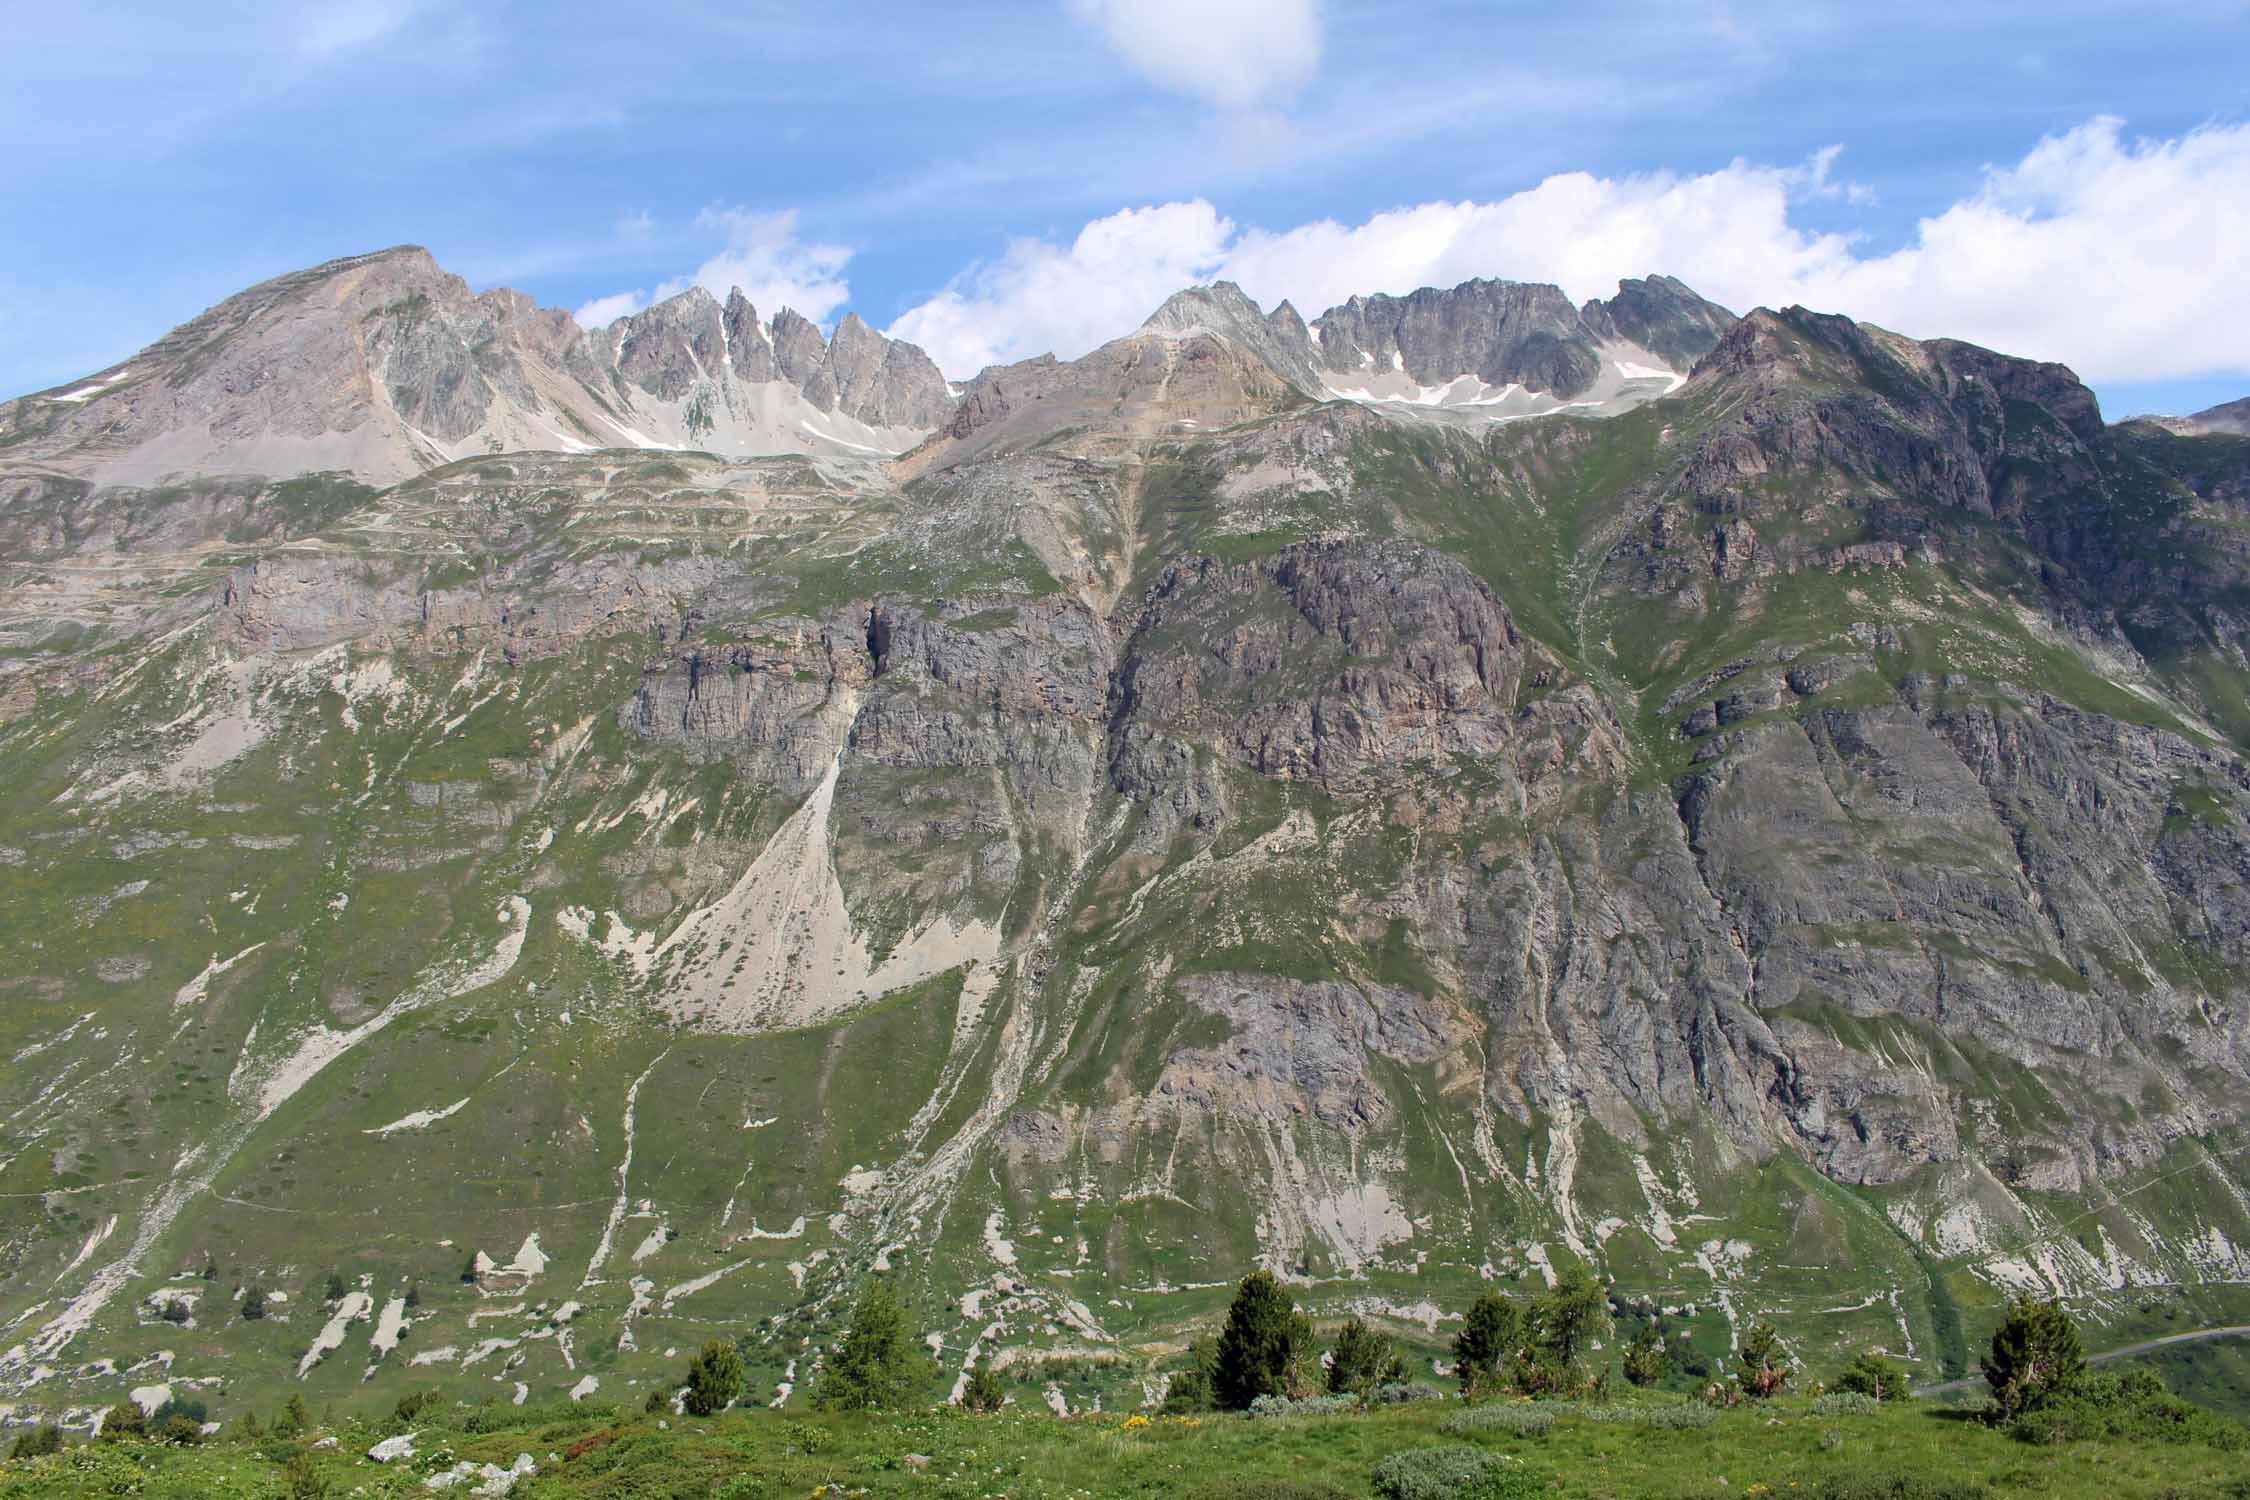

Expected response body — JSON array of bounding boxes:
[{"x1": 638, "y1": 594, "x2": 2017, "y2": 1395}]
[{"x1": 1211, "y1": 1270, "x2": 1313, "y2": 1409}]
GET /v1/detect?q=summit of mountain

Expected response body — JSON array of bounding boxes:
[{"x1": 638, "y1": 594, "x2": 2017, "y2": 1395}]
[{"x1": 0, "y1": 247, "x2": 954, "y2": 492}]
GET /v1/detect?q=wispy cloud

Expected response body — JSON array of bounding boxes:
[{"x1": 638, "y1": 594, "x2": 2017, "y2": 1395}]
[
  {"x1": 289, "y1": 0, "x2": 427, "y2": 63},
  {"x1": 1065, "y1": 0, "x2": 1323, "y2": 112}
]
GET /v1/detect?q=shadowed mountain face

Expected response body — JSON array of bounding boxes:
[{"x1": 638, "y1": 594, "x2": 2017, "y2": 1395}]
[{"x1": 5, "y1": 248, "x2": 2250, "y2": 1424}]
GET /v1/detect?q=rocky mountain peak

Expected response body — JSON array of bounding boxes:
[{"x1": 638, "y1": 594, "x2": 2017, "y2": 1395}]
[
  {"x1": 2185, "y1": 395, "x2": 2250, "y2": 436},
  {"x1": 1138, "y1": 281, "x2": 1323, "y2": 391}
]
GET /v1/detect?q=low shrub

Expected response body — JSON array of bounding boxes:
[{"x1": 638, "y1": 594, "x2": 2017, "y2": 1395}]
[
  {"x1": 1567, "y1": 1400, "x2": 1717, "y2": 1429},
  {"x1": 282, "y1": 1452, "x2": 330, "y2": 1500},
  {"x1": 8, "y1": 1424, "x2": 61, "y2": 1460},
  {"x1": 2005, "y1": 1370, "x2": 2245, "y2": 1450},
  {"x1": 1813, "y1": 1391, "x2": 1884, "y2": 1417},
  {"x1": 1833, "y1": 1352, "x2": 1912, "y2": 1403},
  {"x1": 1186, "y1": 1482, "x2": 1351, "y2": 1500},
  {"x1": 1441, "y1": 1402, "x2": 1557, "y2": 1436},
  {"x1": 1365, "y1": 1382, "x2": 1440, "y2": 1407},
  {"x1": 154, "y1": 1414, "x2": 205, "y2": 1445},
  {"x1": 1248, "y1": 1392, "x2": 1360, "y2": 1419},
  {"x1": 1372, "y1": 1445, "x2": 1539, "y2": 1500},
  {"x1": 152, "y1": 1395, "x2": 206, "y2": 1424}
]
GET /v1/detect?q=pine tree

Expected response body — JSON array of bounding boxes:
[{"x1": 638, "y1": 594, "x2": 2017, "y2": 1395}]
[
  {"x1": 1738, "y1": 1318, "x2": 1790, "y2": 1399},
  {"x1": 682, "y1": 1339, "x2": 745, "y2": 1416},
  {"x1": 99, "y1": 1401, "x2": 146, "y2": 1442},
  {"x1": 241, "y1": 1287, "x2": 268, "y2": 1321},
  {"x1": 961, "y1": 1356, "x2": 1007, "y2": 1413},
  {"x1": 815, "y1": 1277, "x2": 928, "y2": 1411},
  {"x1": 1451, "y1": 1290, "x2": 1525, "y2": 1398},
  {"x1": 273, "y1": 1394, "x2": 311, "y2": 1438},
  {"x1": 1533, "y1": 1263, "x2": 1610, "y2": 1371},
  {"x1": 1327, "y1": 1315, "x2": 1405, "y2": 1396},
  {"x1": 1210, "y1": 1270, "x2": 1313, "y2": 1410},
  {"x1": 321, "y1": 1270, "x2": 346, "y2": 1303},
  {"x1": 1621, "y1": 1322, "x2": 1668, "y2": 1388},
  {"x1": 1985, "y1": 1296, "x2": 2086, "y2": 1416}
]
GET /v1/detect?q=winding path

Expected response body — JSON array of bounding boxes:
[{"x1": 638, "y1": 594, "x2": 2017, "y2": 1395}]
[{"x1": 1914, "y1": 1324, "x2": 2250, "y2": 1396}]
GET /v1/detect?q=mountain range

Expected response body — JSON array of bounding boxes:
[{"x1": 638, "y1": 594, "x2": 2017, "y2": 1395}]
[{"x1": 2, "y1": 242, "x2": 2249, "y2": 1429}]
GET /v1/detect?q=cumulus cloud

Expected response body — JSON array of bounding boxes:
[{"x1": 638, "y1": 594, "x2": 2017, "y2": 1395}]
[
  {"x1": 886, "y1": 202, "x2": 1234, "y2": 376},
  {"x1": 573, "y1": 209, "x2": 853, "y2": 329},
  {"x1": 1066, "y1": 0, "x2": 1322, "y2": 111},
  {"x1": 887, "y1": 117, "x2": 2250, "y2": 387}
]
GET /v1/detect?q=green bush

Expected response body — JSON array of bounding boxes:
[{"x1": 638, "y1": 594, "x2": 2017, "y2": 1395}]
[
  {"x1": 961, "y1": 1357, "x2": 1007, "y2": 1414},
  {"x1": 274, "y1": 1394, "x2": 310, "y2": 1438},
  {"x1": 282, "y1": 1451, "x2": 330, "y2": 1500},
  {"x1": 150, "y1": 1396, "x2": 208, "y2": 1430},
  {"x1": 1441, "y1": 1402, "x2": 1557, "y2": 1436},
  {"x1": 1834, "y1": 1351, "x2": 1911, "y2": 1402},
  {"x1": 1372, "y1": 1445, "x2": 1538, "y2": 1500},
  {"x1": 98, "y1": 1402, "x2": 146, "y2": 1442},
  {"x1": 1639, "y1": 1402, "x2": 1720, "y2": 1430},
  {"x1": 2005, "y1": 1369, "x2": 2245, "y2": 1450},
  {"x1": 155, "y1": 1414, "x2": 205, "y2": 1445},
  {"x1": 1813, "y1": 1391, "x2": 1884, "y2": 1417},
  {"x1": 8, "y1": 1424, "x2": 61, "y2": 1459},
  {"x1": 683, "y1": 1339, "x2": 746, "y2": 1416}
]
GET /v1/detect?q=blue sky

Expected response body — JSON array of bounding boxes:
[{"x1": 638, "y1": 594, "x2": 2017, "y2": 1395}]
[{"x1": 3, "y1": 0, "x2": 2246, "y2": 417}]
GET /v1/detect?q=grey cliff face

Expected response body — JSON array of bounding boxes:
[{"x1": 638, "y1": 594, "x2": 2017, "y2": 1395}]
[{"x1": 1314, "y1": 278, "x2": 1602, "y2": 394}]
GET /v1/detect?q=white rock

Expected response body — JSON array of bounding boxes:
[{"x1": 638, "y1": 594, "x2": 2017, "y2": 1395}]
[{"x1": 368, "y1": 1431, "x2": 419, "y2": 1462}]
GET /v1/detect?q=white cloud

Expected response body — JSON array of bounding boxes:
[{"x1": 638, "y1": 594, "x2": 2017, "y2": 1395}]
[
  {"x1": 290, "y1": 0, "x2": 423, "y2": 63},
  {"x1": 1066, "y1": 0, "x2": 1322, "y2": 112},
  {"x1": 886, "y1": 202, "x2": 1234, "y2": 376},
  {"x1": 572, "y1": 291, "x2": 648, "y2": 328},
  {"x1": 885, "y1": 118, "x2": 2250, "y2": 387},
  {"x1": 571, "y1": 209, "x2": 854, "y2": 329}
]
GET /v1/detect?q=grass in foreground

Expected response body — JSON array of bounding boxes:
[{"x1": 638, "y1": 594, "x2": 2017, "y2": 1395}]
[{"x1": 6, "y1": 1391, "x2": 2248, "y2": 1500}]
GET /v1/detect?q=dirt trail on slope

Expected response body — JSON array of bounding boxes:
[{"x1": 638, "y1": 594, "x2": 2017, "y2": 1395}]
[{"x1": 1914, "y1": 1324, "x2": 2250, "y2": 1396}]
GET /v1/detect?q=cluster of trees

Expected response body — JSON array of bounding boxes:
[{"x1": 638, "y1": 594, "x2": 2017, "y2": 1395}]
[
  {"x1": 669, "y1": 1276, "x2": 939, "y2": 1417},
  {"x1": 1155, "y1": 1270, "x2": 1409, "y2": 1412},
  {"x1": 0, "y1": 1266, "x2": 2149, "y2": 1459},
  {"x1": 649, "y1": 1267, "x2": 2071, "y2": 1424},
  {"x1": 1151, "y1": 1269, "x2": 1962, "y2": 1413}
]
